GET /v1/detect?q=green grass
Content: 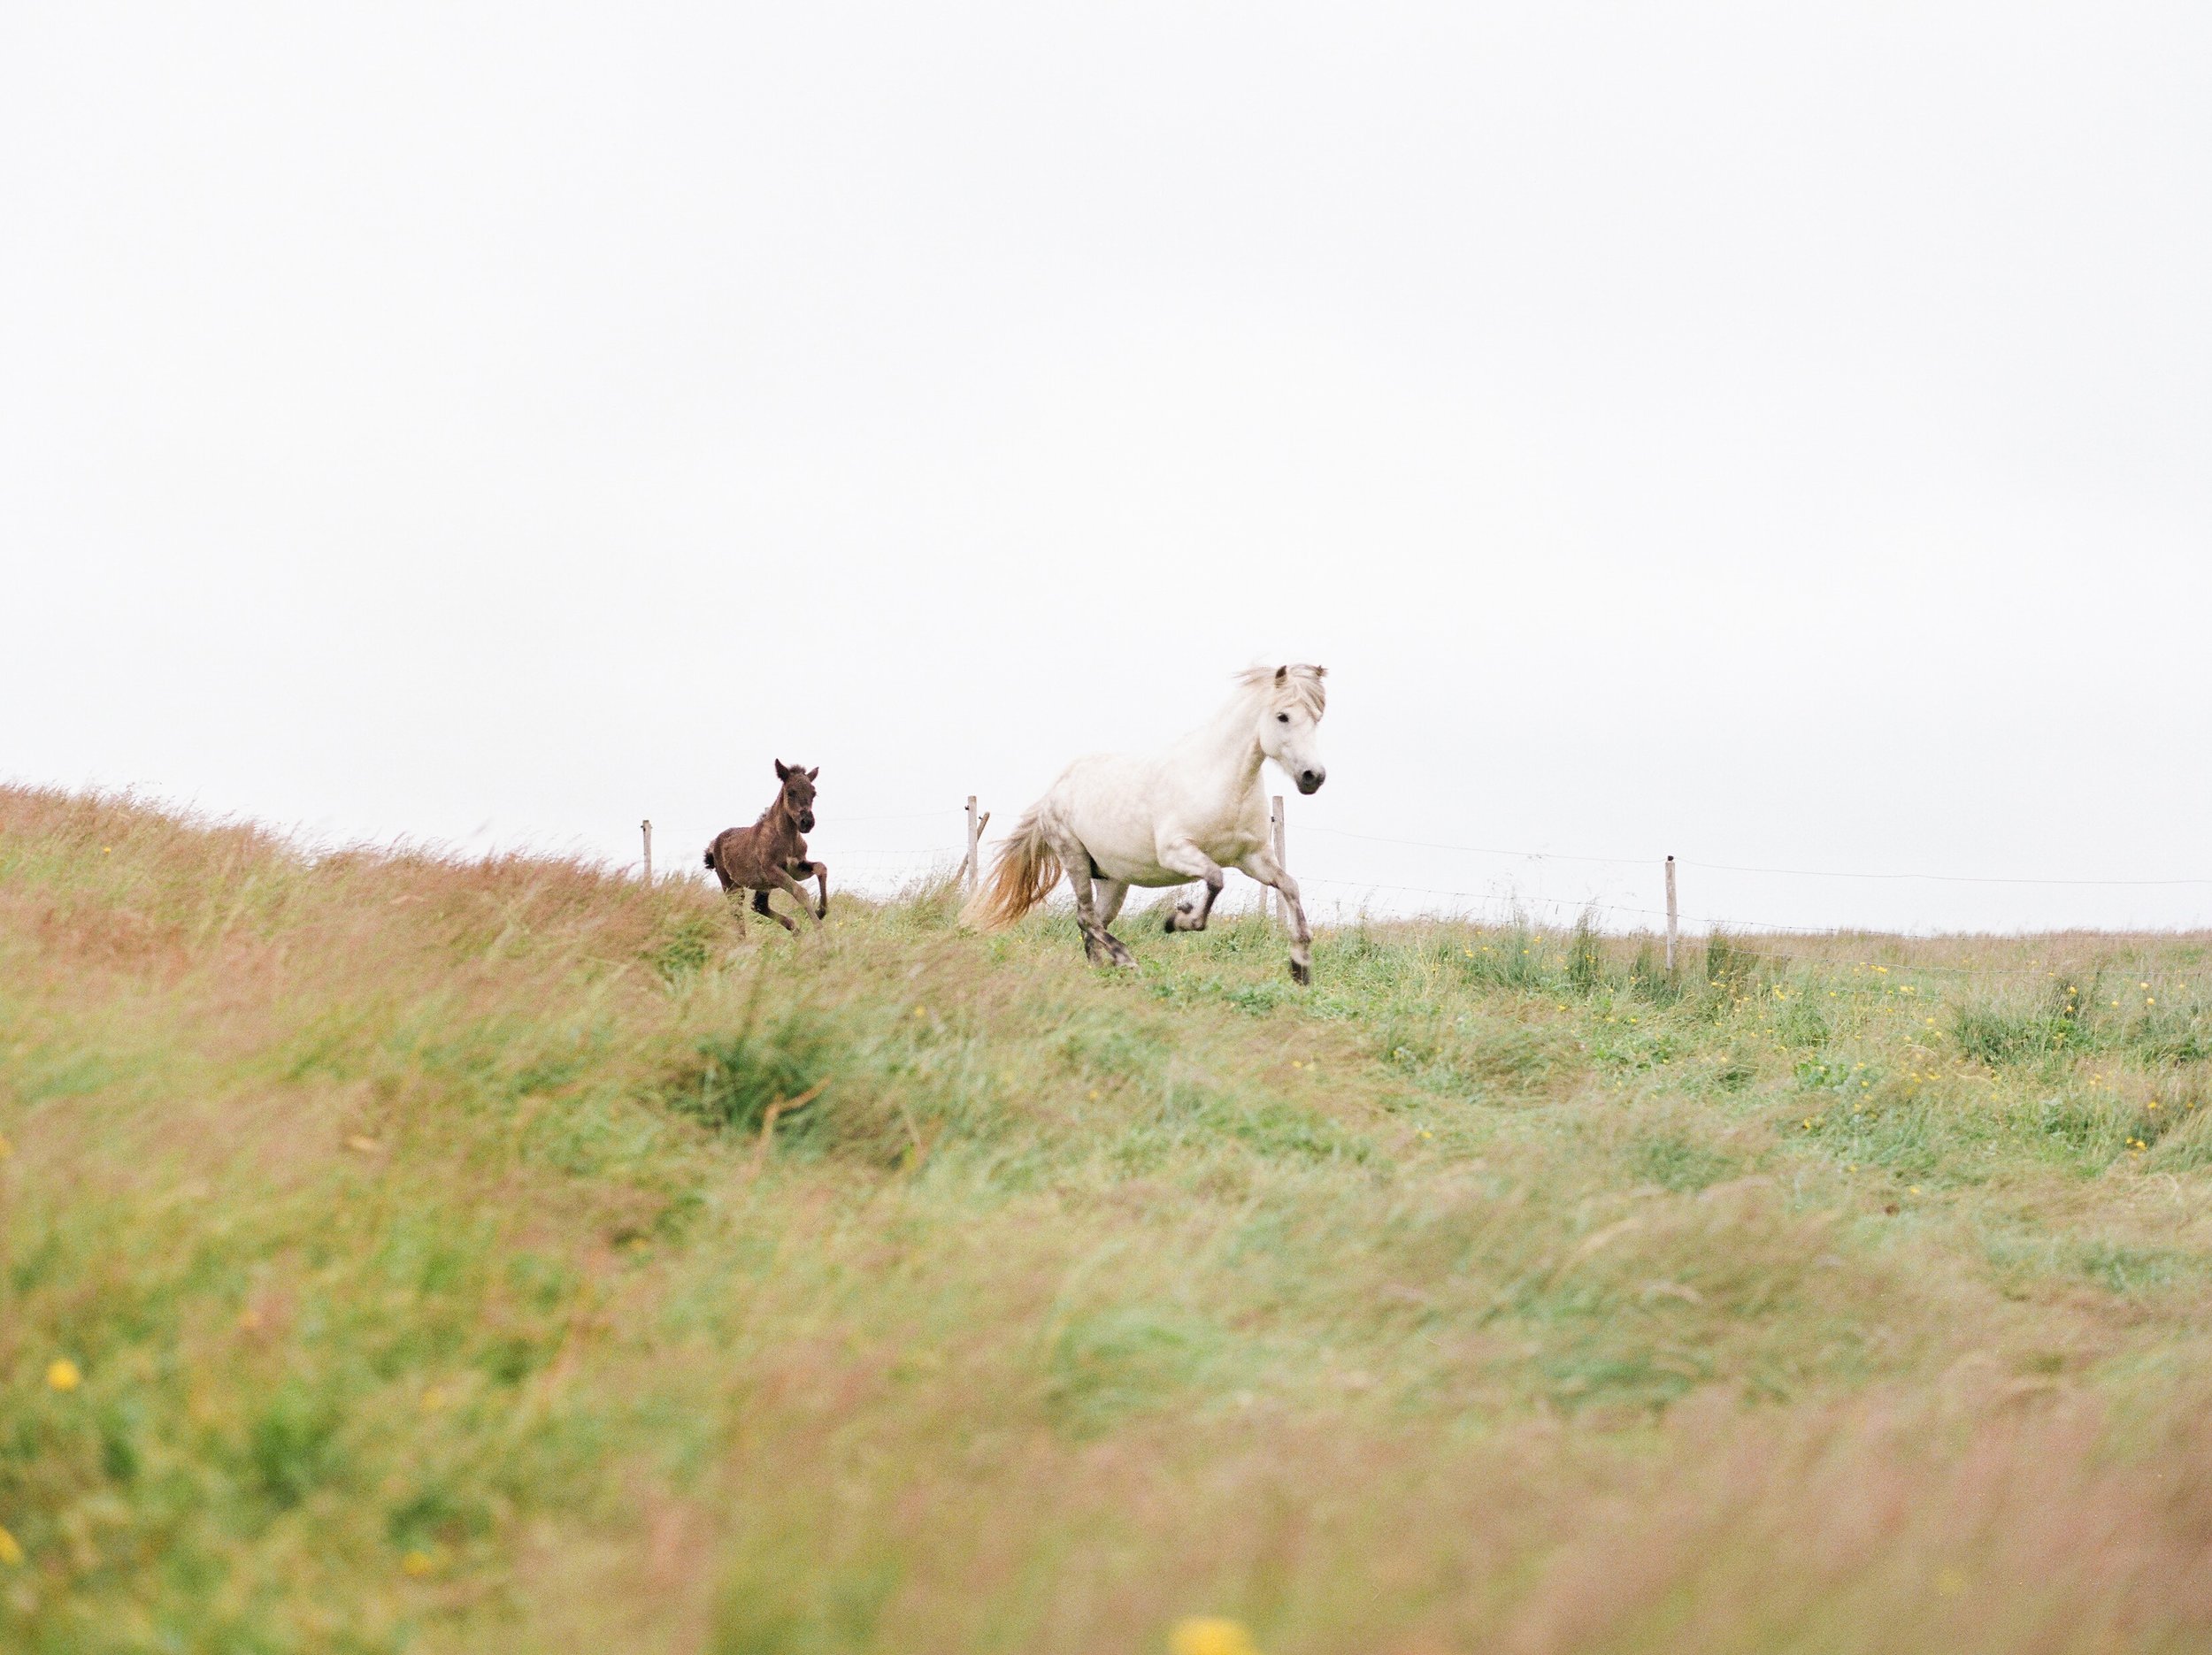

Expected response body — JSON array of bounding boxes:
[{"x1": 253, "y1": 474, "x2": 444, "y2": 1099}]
[{"x1": 5, "y1": 786, "x2": 2212, "y2": 1653}]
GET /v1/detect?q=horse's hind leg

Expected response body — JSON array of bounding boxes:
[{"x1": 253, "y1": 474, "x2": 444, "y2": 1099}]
[
  {"x1": 1237, "y1": 847, "x2": 1314, "y2": 985},
  {"x1": 1053, "y1": 836, "x2": 1133, "y2": 968},
  {"x1": 753, "y1": 887, "x2": 798, "y2": 934},
  {"x1": 1095, "y1": 879, "x2": 1129, "y2": 931},
  {"x1": 1156, "y1": 842, "x2": 1226, "y2": 934}
]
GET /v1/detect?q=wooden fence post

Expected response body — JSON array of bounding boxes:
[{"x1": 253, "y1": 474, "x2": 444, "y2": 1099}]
[
  {"x1": 964, "y1": 796, "x2": 989, "y2": 895},
  {"x1": 641, "y1": 819, "x2": 654, "y2": 885},
  {"x1": 1664, "y1": 854, "x2": 1678, "y2": 973},
  {"x1": 1271, "y1": 796, "x2": 1287, "y2": 924}
]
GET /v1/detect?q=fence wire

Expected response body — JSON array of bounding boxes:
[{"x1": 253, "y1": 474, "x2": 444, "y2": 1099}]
[{"x1": 690, "y1": 803, "x2": 2212, "y2": 947}]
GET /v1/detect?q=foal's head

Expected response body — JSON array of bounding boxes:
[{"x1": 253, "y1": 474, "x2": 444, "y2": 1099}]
[
  {"x1": 772, "y1": 760, "x2": 819, "y2": 833},
  {"x1": 1252, "y1": 664, "x2": 1329, "y2": 794}
]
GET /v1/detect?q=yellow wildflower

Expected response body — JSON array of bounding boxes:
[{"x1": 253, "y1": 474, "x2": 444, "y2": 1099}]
[
  {"x1": 401, "y1": 1549, "x2": 439, "y2": 1577},
  {"x1": 46, "y1": 1359, "x2": 81, "y2": 1391},
  {"x1": 1170, "y1": 1618, "x2": 1260, "y2": 1655},
  {"x1": 0, "y1": 1526, "x2": 22, "y2": 1566}
]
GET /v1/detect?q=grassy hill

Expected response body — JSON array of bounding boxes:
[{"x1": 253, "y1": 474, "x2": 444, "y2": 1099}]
[{"x1": 4, "y1": 784, "x2": 2212, "y2": 1654}]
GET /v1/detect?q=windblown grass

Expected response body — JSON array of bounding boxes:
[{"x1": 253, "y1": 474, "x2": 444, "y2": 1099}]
[{"x1": 4, "y1": 785, "x2": 2212, "y2": 1652}]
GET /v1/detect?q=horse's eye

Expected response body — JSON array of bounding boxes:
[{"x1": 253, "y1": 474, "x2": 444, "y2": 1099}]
[{"x1": 1277, "y1": 712, "x2": 1290, "y2": 724}]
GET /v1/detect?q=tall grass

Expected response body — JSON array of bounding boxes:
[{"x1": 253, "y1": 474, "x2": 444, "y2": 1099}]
[{"x1": 4, "y1": 785, "x2": 2212, "y2": 1653}]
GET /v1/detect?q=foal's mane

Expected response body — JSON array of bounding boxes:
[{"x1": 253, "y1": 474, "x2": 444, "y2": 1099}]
[{"x1": 1233, "y1": 663, "x2": 1328, "y2": 719}]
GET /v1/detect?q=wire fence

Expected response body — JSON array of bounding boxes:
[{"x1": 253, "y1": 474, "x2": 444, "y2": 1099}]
[{"x1": 654, "y1": 801, "x2": 2212, "y2": 962}]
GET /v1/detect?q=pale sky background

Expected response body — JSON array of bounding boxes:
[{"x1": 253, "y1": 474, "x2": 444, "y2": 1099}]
[{"x1": 4, "y1": 4, "x2": 2209, "y2": 935}]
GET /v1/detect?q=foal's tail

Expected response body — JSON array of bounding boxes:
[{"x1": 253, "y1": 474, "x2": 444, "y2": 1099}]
[{"x1": 961, "y1": 808, "x2": 1059, "y2": 931}]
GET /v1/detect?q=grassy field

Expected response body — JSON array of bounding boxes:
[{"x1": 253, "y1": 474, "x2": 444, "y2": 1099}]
[{"x1": 5, "y1": 785, "x2": 2212, "y2": 1654}]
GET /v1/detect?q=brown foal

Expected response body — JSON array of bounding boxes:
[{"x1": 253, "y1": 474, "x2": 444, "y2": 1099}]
[{"x1": 704, "y1": 762, "x2": 828, "y2": 931}]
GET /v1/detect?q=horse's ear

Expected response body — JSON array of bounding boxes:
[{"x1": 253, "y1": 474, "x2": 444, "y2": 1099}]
[
  {"x1": 806, "y1": 767, "x2": 819, "y2": 781},
  {"x1": 1274, "y1": 665, "x2": 1287, "y2": 683},
  {"x1": 774, "y1": 760, "x2": 789, "y2": 779}
]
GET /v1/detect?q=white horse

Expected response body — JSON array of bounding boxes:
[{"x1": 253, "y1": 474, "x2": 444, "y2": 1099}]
[{"x1": 964, "y1": 664, "x2": 1328, "y2": 983}]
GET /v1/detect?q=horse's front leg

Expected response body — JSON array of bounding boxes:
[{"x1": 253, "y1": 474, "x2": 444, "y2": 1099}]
[
  {"x1": 752, "y1": 888, "x2": 798, "y2": 934},
  {"x1": 1237, "y1": 847, "x2": 1314, "y2": 985},
  {"x1": 766, "y1": 869, "x2": 820, "y2": 930},
  {"x1": 1156, "y1": 842, "x2": 1226, "y2": 934},
  {"x1": 791, "y1": 859, "x2": 829, "y2": 920}
]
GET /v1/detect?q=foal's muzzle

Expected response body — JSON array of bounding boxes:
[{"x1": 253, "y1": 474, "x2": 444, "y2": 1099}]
[
  {"x1": 1297, "y1": 768, "x2": 1325, "y2": 795},
  {"x1": 799, "y1": 813, "x2": 816, "y2": 832}
]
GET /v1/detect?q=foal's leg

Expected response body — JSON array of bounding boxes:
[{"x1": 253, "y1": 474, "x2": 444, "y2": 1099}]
[
  {"x1": 1237, "y1": 847, "x2": 1315, "y2": 985},
  {"x1": 767, "y1": 867, "x2": 821, "y2": 929},
  {"x1": 753, "y1": 887, "x2": 798, "y2": 934},
  {"x1": 786, "y1": 859, "x2": 829, "y2": 920},
  {"x1": 1156, "y1": 842, "x2": 1227, "y2": 934}
]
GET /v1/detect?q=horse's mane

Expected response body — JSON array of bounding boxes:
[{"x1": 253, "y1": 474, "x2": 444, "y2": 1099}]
[{"x1": 1233, "y1": 663, "x2": 1328, "y2": 719}]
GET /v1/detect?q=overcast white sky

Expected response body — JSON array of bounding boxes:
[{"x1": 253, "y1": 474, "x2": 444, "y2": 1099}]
[{"x1": 4, "y1": 4, "x2": 2209, "y2": 934}]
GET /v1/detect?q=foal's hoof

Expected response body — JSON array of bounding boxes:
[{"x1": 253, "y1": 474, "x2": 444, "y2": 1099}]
[{"x1": 1289, "y1": 957, "x2": 1313, "y2": 987}]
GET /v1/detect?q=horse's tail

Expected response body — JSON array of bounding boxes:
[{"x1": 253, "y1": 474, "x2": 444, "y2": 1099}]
[
  {"x1": 962, "y1": 808, "x2": 1058, "y2": 931},
  {"x1": 703, "y1": 846, "x2": 716, "y2": 870}
]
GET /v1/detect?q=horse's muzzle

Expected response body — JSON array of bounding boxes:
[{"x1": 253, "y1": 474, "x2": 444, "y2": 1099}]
[
  {"x1": 799, "y1": 814, "x2": 816, "y2": 832},
  {"x1": 1297, "y1": 769, "x2": 1325, "y2": 795}
]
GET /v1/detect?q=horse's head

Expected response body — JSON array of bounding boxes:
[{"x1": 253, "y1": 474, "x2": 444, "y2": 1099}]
[
  {"x1": 1256, "y1": 664, "x2": 1328, "y2": 794},
  {"x1": 772, "y1": 760, "x2": 819, "y2": 833}
]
